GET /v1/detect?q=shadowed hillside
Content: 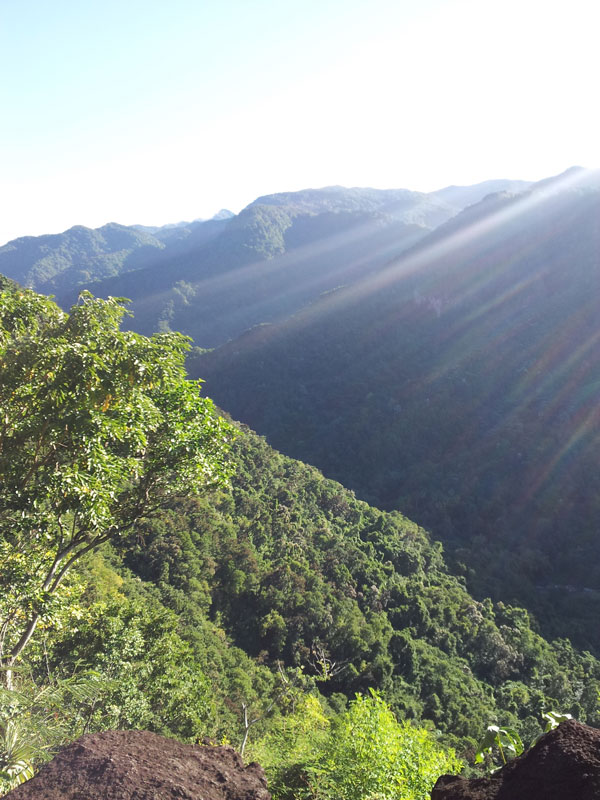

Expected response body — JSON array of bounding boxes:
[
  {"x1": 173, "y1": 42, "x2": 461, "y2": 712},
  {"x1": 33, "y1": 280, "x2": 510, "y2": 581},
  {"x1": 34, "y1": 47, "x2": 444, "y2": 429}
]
[{"x1": 194, "y1": 169, "x2": 600, "y2": 649}]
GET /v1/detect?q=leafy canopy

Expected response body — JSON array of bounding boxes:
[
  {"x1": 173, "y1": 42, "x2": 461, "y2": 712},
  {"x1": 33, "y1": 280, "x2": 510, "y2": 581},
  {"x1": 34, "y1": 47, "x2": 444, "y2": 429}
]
[
  {"x1": 314, "y1": 691, "x2": 461, "y2": 800},
  {"x1": 0, "y1": 288, "x2": 235, "y2": 683}
]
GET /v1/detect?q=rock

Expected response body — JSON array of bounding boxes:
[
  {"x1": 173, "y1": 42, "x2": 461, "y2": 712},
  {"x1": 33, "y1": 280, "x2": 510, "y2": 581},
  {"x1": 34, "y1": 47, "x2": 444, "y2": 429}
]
[
  {"x1": 431, "y1": 719, "x2": 600, "y2": 800},
  {"x1": 4, "y1": 729, "x2": 271, "y2": 800}
]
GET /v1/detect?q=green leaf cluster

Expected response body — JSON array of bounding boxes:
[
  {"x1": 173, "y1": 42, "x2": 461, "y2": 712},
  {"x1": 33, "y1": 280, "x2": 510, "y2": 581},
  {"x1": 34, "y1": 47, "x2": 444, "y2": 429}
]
[
  {"x1": 315, "y1": 691, "x2": 461, "y2": 800},
  {"x1": 249, "y1": 690, "x2": 461, "y2": 800},
  {"x1": 0, "y1": 286, "x2": 235, "y2": 682}
]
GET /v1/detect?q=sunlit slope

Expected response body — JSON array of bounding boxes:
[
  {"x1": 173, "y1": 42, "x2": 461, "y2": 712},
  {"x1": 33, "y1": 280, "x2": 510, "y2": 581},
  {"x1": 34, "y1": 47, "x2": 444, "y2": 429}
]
[
  {"x1": 61, "y1": 187, "x2": 444, "y2": 347},
  {"x1": 0, "y1": 183, "x2": 525, "y2": 350},
  {"x1": 195, "y1": 169, "x2": 600, "y2": 648},
  {"x1": 118, "y1": 206, "x2": 429, "y2": 347},
  {"x1": 114, "y1": 422, "x2": 600, "y2": 744},
  {"x1": 0, "y1": 223, "x2": 169, "y2": 293}
]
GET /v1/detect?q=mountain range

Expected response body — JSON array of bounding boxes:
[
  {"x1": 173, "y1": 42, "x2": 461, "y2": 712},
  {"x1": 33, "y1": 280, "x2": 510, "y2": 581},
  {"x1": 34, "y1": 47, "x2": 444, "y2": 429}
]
[
  {"x1": 4, "y1": 169, "x2": 600, "y2": 772},
  {"x1": 0, "y1": 179, "x2": 529, "y2": 349},
  {"x1": 2, "y1": 168, "x2": 600, "y2": 654},
  {"x1": 192, "y1": 168, "x2": 600, "y2": 648}
]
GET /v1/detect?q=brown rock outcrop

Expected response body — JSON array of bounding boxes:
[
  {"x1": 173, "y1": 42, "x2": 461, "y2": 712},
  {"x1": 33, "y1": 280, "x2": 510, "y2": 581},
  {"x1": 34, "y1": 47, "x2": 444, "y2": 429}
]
[
  {"x1": 4, "y1": 729, "x2": 271, "y2": 800},
  {"x1": 432, "y1": 719, "x2": 600, "y2": 800}
]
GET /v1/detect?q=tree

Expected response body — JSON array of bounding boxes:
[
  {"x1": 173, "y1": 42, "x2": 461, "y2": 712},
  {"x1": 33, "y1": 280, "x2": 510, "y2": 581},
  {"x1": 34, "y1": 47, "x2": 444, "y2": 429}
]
[
  {"x1": 314, "y1": 691, "x2": 462, "y2": 800},
  {"x1": 0, "y1": 288, "x2": 235, "y2": 688}
]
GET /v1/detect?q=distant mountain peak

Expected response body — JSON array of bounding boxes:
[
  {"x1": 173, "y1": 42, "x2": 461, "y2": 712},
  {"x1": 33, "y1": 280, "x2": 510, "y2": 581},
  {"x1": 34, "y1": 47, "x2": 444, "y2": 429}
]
[
  {"x1": 428, "y1": 179, "x2": 532, "y2": 211},
  {"x1": 211, "y1": 209, "x2": 235, "y2": 220},
  {"x1": 530, "y1": 165, "x2": 600, "y2": 194}
]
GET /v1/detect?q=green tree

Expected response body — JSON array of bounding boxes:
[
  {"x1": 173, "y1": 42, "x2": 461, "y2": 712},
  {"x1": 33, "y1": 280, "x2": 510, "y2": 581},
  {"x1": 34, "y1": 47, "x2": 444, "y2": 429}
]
[
  {"x1": 247, "y1": 693, "x2": 330, "y2": 800},
  {"x1": 0, "y1": 288, "x2": 235, "y2": 688},
  {"x1": 314, "y1": 691, "x2": 461, "y2": 800}
]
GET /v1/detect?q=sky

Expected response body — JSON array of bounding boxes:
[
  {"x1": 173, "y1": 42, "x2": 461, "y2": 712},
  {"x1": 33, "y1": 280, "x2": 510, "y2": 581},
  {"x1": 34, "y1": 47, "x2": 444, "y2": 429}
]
[{"x1": 1, "y1": 0, "x2": 599, "y2": 244}]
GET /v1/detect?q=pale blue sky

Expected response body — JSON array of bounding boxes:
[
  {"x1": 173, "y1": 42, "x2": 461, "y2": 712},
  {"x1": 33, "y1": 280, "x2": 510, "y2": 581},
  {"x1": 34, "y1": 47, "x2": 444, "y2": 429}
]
[{"x1": 1, "y1": 0, "x2": 598, "y2": 243}]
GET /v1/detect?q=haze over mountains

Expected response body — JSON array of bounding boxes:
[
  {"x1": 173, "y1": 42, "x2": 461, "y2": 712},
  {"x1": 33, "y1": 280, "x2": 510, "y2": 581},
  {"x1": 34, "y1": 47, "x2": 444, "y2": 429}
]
[
  {"x1": 5, "y1": 167, "x2": 600, "y2": 776},
  {"x1": 0, "y1": 178, "x2": 529, "y2": 348},
  {"x1": 3, "y1": 167, "x2": 600, "y2": 653},
  {"x1": 194, "y1": 167, "x2": 600, "y2": 647}
]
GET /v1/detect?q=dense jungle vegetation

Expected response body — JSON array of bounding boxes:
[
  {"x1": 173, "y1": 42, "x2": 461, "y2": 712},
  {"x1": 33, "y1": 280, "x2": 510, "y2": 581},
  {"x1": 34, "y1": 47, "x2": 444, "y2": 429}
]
[
  {"x1": 2, "y1": 172, "x2": 600, "y2": 796},
  {"x1": 2, "y1": 285, "x2": 600, "y2": 800},
  {"x1": 194, "y1": 175, "x2": 600, "y2": 651}
]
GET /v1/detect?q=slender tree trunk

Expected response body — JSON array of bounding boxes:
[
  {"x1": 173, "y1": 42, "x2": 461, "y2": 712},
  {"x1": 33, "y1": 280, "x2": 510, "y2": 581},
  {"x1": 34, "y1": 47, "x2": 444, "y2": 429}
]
[
  {"x1": 240, "y1": 703, "x2": 261, "y2": 759},
  {"x1": 2, "y1": 612, "x2": 41, "y2": 689}
]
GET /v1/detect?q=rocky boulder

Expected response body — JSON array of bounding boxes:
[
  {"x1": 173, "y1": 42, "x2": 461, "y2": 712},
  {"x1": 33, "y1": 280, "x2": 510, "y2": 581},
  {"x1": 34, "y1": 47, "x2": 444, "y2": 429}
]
[
  {"x1": 4, "y1": 729, "x2": 270, "y2": 800},
  {"x1": 432, "y1": 719, "x2": 600, "y2": 800}
]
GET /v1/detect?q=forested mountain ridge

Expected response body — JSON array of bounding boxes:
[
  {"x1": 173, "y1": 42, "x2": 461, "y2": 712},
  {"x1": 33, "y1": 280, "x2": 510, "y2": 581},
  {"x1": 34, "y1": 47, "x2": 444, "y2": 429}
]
[
  {"x1": 4, "y1": 282, "x2": 594, "y2": 764},
  {"x1": 5, "y1": 170, "x2": 600, "y2": 656},
  {"x1": 0, "y1": 216, "x2": 237, "y2": 298},
  {"x1": 194, "y1": 168, "x2": 600, "y2": 650},
  {"x1": 249, "y1": 180, "x2": 531, "y2": 222},
  {"x1": 67, "y1": 206, "x2": 428, "y2": 346},
  {"x1": 38, "y1": 421, "x2": 600, "y2": 747},
  {"x1": 2, "y1": 214, "x2": 600, "y2": 795},
  {"x1": 0, "y1": 223, "x2": 166, "y2": 294},
  {"x1": 0, "y1": 182, "x2": 526, "y2": 350},
  {"x1": 6, "y1": 367, "x2": 600, "y2": 793}
]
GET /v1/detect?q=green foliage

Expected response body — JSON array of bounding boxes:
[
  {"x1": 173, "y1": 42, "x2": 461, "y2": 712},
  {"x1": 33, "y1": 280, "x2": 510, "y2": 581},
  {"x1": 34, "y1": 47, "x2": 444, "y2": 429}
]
[
  {"x1": 475, "y1": 725, "x2": 523, "y2": 767},
  {"x1": 248, "y1": 690, "x2": 460, "y2": 800},
  {"x1": 475, "y1": 710, "x2": 575, "y2": 772},
  {"x1": 540, "y1": 710, "x2": 573, "y2": 731},
  {"x1": 3, "y1": 415, "x2": 600, "y2": 792},
  {"x1": 529, "y1": 710, "x2": 573, "y2": 748},
  {"x1": 247, "y1": 693, "x2": 330, "y2": 798},
  {"x1": 30, "y1": 548, "x2": 290, "y2": 748},
  {"x1": 113, "y1": 425, "x2": 600, "y2": 749},
  {"x1": 313, "y1": 691, "x2": 461, "y2": 800},
  {"x1": 2, "y1": 285, "x2": 600, "y2": 792},
  {"x1": 0, "y1": 717, "x2": 34, "y2": 792},
  {"x1": 0, "y1": 672, "x2": 111, "y2": 794},
  {"x1": 0, "y1": 287, "x2": 235, "y2": 683},
  {"x1": 43, "y1": 594, "x2": 217, "y2": 739}
]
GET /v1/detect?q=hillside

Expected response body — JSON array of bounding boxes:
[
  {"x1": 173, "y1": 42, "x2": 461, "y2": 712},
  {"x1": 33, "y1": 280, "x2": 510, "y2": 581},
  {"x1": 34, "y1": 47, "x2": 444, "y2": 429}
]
[
  {"x1": 2, "y1": 274, "x2": 600, "y2": 797},
  {"x1": 250, "y1": 181, "x2": 531, "y2": 221},
  {"x1": 42, "y1": 423, "x2": 600, "y2": 750},
  {"x1": 194, "y1": 168, "x2": 600, "y2": 649},
  {"x1": 0, "y1": 182, "x2": 525, "y2": 350},
  {"x1": 0, "y1": 223, "x2": 166, "y2": 294}
]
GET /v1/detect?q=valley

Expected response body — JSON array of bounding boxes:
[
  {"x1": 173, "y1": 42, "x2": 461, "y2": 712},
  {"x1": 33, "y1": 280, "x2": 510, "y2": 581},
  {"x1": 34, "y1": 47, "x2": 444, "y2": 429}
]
[{"x1": 2, "y1": 168, "x2": 600, "y2": 797}]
